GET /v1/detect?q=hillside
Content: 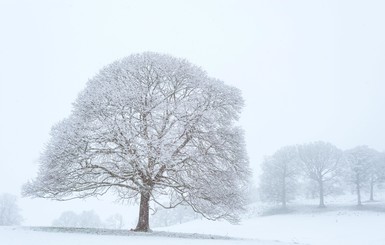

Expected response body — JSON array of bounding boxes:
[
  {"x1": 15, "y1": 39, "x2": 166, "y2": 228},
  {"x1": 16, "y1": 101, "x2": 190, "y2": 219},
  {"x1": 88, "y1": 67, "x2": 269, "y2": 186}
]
[{"x1": 158, "y1": 197, "x2": 385, "y2": 245}]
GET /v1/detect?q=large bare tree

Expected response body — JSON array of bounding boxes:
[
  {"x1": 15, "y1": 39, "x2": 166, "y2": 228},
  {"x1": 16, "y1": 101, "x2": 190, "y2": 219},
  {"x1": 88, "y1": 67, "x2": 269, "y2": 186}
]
[
  {"x1": 23, "y1": 53, "x2": 250, "y2": 231},
  {"x1": 298, "y1": 141, "x2": 342, "y2": 207}
]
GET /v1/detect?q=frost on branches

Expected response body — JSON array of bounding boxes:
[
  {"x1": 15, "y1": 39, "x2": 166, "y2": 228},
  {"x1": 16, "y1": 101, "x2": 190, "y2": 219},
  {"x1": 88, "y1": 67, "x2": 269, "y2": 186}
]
[{"x1": 23, "y1": 52, "x2": 250, "y2": 232}]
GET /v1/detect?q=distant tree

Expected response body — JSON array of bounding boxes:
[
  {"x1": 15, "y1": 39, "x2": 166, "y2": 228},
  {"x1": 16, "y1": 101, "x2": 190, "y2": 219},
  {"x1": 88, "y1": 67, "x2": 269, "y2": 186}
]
[
  {"x1": 105, "y1": 213, "x2": 124, "y2": 229},
  {"x1": 302, "y1": 179, "x2": 319, "y2": 199},
  {"x1": 303, "y1": 177, "x2": 344, "y2": 200},
  {"x1": 259, "y1": 145, "x2": 299, "y2": 208},
  {"x1": 244, "y1": 184, "x2": 259, "y2": 204},
  {"x1": 343, "y1": 146, "x2": 378, "y2": 205},
  {"x1": 0, "y1": 193, "x2": 22, "y2": 226},
  {"x1": 151, "y1": 205, "x2": 198, "y2": 227},
  {"x1": 298, "y1": 141, "x2": 342, "y2": 207},
  {"x1": 52, "y1": 211, "x2": 79, "y2": 227},
  {"x1": 52, "y1": 210, "x2": 102, "y2": 228},
  {"x1": 367, "y1": 151, "x2": 385, "y2": 201},
  {"x1": 78, "y1": 210, "x2": 103, "y2": 228},
  {"x1": 23, "y1": 52, "x2": 250, "y2": 232}
]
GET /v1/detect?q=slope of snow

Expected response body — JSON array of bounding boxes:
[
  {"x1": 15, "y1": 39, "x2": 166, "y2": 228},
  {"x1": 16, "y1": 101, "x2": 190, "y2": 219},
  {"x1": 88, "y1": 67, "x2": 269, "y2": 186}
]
[
  {"x1": 0, "y1": 226, "x2": 292, "y2": 245},
  {"x1": 158, "y1": 201, "x2": 385, "y2": 245}
]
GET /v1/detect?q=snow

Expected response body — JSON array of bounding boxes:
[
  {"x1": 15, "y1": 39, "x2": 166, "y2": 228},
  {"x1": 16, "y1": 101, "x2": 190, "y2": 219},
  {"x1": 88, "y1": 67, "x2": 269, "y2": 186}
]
[
  {"x1": 159, "y1": 210, "x2": 385, "y2": 245},
  {"x1": 0, "y1": 226, "x2": 288, "y2": 245},
  {"x1": 2, "y1": 197, "x2": 385, "y2": 245},
  {"x1": 158, "y1": 199, "x2": 385, "y2": 245}
]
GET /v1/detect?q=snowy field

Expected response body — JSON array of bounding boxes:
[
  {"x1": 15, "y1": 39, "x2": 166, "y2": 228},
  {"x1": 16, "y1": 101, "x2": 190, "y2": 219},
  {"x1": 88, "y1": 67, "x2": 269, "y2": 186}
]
[
  {"x1": 160, "y1": 208, "x2": 385, "y2": 245},
  {"x1": 0, "y1": 226, "x2": 288, "y2": 245},
  {"x1": 159, "y1": 198, "x2": 385, "y2": 245},
  {"x1": 2, "y1": 197, "x2": 385, "y2": 245}
]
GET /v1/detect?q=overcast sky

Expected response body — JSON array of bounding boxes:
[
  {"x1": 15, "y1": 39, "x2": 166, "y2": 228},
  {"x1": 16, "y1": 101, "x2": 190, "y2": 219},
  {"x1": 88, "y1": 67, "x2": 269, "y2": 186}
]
[{"x1": 1, "y1": 0, "x2": 385, "y2": 225}]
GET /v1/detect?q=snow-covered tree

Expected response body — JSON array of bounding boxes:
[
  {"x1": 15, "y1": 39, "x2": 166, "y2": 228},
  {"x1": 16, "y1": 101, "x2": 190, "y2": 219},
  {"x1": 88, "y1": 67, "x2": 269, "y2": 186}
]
[
  {"x1": 23, "y1": 52, "x2": 250, "y2": 231},
  {"x1": 52, "y1": 210, "x2": 103, "y2": 228},
  {"x1": 105, "y1": 213, "x2": 125, "y2": 230},
  {"x1": 259, "y1": 145, "x2": 299, "y2": 208},
  {"x1": 0, "y1": 193, "x2": 22, "y2": 226},
  {"x1": 343, "y1": 146, "x2": 378, "y2": 205},
  {"x1": 302, "y1": 176, "x2": 344, "y2": 200},
  {"x1": 151, "y1": 205, "x2": 198, "y2": 227},
  {"x1": 78, "y1": 210, "x2": 103, "y2": 228},
  {"x1": 52, "y1": 211, "x2": 79, "y2": 227},
  {"x1": 367, "y1": 151, "x2": 385, "y2": 201},
  {"x1": 298, "y1": 141, "x2": 342, "y2": 207}
]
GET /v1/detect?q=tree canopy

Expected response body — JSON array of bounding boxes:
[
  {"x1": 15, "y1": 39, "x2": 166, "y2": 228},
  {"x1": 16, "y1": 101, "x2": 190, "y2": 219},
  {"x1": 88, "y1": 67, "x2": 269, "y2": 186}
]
[{"x1": 23, "y1": 52, "x2": 250, "y2": 231}]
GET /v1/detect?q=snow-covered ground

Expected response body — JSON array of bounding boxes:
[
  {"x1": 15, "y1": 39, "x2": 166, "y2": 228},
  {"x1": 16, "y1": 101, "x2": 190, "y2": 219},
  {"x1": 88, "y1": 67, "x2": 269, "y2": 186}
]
[
  {"x1": 158, "y1": 197, "x2": 385, "y2": 245},
  {"x1": 0, "y1": 226, "x2": 289, "y2": 245},
  {"x1": 2, "y1": 197, "x2": 385, "y2": 245},
  {"x1": 159, "y1": 208, "x2": 385, "y2": 245}
]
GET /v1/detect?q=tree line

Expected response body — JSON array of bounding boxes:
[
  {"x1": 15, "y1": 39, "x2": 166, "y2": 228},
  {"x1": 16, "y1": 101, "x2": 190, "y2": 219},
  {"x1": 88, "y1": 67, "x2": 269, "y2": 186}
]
[
  {"x1": 258, "y1": 141, "x2": 385, "y2": 208},
  {"x1": 52, "y1": 210, "x2": 124, "y2": 229}
]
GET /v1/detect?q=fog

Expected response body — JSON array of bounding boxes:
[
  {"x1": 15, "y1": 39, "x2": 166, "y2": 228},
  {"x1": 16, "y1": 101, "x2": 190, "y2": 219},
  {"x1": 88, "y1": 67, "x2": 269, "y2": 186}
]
[{"x1": 0, "y1": 0, "x2": 385, "y2": 227}]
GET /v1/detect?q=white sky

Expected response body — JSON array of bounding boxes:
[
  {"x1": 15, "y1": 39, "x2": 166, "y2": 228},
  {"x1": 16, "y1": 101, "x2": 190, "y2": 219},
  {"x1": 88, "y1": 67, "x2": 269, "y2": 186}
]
[{"x1": 0, "y1": 0, "x2": 385, "y2": 226}]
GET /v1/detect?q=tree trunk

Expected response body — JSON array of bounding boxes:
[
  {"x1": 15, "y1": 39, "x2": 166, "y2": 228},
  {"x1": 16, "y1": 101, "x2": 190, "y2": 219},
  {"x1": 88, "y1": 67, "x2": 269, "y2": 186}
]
[
  {"x1": 281, "y1": 177, "x2": 286, "y2": 209},
  {"x1": 356, "y1": 174, "x2": 362, "y2": 206},
  {"x1": 134, "y1": 192, "x2": 150, "y2": 232},
  {"x1": 369, "y1": 178, "x2": 374, "y2": 201},
  {"x1": 319, "y1": 180, "x2": 325, "y2": 208}
]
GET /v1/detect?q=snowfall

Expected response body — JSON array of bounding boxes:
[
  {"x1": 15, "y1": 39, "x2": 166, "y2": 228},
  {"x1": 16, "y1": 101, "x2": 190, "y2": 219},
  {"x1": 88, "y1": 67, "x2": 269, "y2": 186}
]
[{"x1": 2, "y1": 197, "x2": 385, "y2": 245}]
